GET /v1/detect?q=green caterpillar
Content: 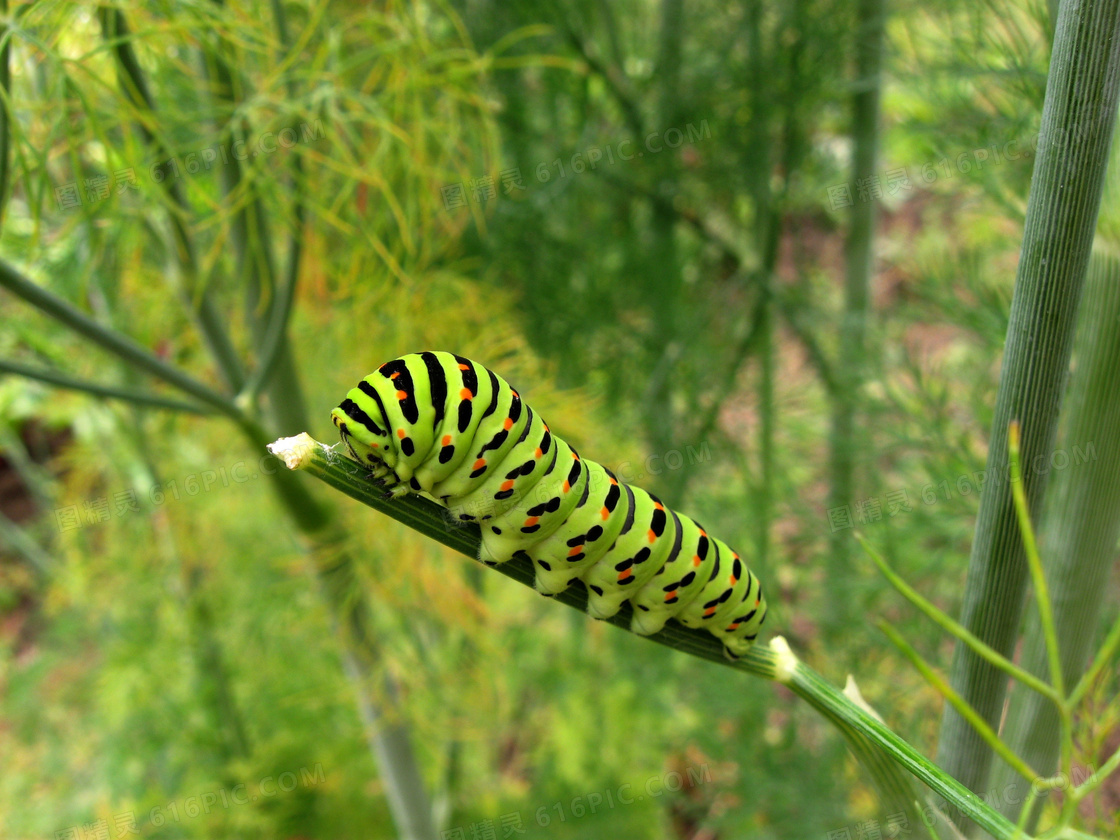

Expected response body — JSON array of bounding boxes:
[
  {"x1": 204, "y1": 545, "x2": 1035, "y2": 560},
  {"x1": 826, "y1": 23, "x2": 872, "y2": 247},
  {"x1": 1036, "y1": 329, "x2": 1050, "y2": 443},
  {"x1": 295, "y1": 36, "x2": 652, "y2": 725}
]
[{"x1": 331, "y1": 351, "x2": 767, "y2": 658}]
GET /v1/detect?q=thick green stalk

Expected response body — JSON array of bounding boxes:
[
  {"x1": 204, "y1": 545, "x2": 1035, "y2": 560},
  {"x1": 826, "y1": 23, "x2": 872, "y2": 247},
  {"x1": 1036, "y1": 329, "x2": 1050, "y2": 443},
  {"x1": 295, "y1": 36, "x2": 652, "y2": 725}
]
[
  {"x1": 935, "y1": 2, "x2": 1120, "y2": 833},
  {"x1": 270, "y1": 434, "x2": 1026, "y2": 840},
  {"x1": 991, "y1": 249, "x2": 1120, "y2": 829},
  {"x1": 826, "y1": 0, "x2": 885, "y2": 629}
]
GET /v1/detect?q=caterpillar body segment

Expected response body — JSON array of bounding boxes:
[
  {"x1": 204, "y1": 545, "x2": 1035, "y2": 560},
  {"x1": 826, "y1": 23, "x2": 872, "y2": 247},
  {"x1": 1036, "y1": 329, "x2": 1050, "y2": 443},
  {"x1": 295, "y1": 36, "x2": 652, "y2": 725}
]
[{"x1": 332, "y1": 351, "x2": 768, "y2": 657}]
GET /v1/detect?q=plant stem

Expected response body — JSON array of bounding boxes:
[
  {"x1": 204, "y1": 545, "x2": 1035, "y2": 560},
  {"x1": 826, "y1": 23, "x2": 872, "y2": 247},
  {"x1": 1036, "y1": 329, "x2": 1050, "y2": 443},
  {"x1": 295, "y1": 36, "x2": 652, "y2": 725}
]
[
  {"x1": 827, "y1": 0, "x2": 886, "y2": 630},
  {"x1": 0, "y1": 258, "x2": 241, "y2": 419},
  {"x1": 878, "y1": 620, "x2": 1041, "y2": 783},
  {"x1": 936, "y1": 1, "x2": 1120, "y2": 830},
  {"x1": 98, "y1": 6, "x2": 246, "y2": 392},
  {"x1": 270, "y1": 433, "x2": 1028, "y2": 840},
  {"x1": 859, "y1": 533, "x2": 1060, "y2": 705},
  {"x1": 0, "y1": 357, "x2": 215, "y2": 414}
]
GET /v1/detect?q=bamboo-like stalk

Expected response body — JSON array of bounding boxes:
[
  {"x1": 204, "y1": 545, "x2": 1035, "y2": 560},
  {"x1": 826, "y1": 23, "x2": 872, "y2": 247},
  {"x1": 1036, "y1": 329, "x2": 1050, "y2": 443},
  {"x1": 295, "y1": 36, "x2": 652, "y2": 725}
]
[
  {"x1": 935, "y1": 2, "x2": 1120, "y2": 832},
  {"x1": 269, "y1": 433, "x2": 1032, "y2": 840},
  {"x1": 826, "y1": 0, "x2": 886, "y2": 629},
  {"x1": 990, "y1": 248, "x2": 1120, "y2": 830}
]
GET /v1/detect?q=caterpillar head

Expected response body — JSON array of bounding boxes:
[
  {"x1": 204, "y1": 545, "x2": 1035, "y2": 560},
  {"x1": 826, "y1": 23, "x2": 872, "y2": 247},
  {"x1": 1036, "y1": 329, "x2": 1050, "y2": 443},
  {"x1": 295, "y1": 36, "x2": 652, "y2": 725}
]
[{"x1": 332, "y1": 399, "x2": 394, "y2": 469}]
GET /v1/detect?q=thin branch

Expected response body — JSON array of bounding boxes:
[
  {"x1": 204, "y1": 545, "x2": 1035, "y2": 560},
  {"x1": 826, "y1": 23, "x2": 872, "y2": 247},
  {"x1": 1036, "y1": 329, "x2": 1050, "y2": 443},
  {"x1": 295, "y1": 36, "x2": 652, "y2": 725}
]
[
  {"x1": 1068, "y1": 611, "x2": 1120, "y2": 708},
  {"x1": 0, "y1": 258, "x2": 240, "y2": 419},
  {"x1": 0, "y1": 358, "x2": 216, "y2": 414},
  {"x1": 858, "y1": 533, "x2": 1062, "y2": 705},
  {"x1": 775, "y1": 289, "x2": 840, "y2": 395},
  {"x1": 0, "y1": 509, "x2": 51, "y2": 576},
  {"x1": 689, "y1": 283, "x2": 768, "y2": 449},
  {"x1": 1007, "y1": 422, "x2": 1065, "y2": 698},
  {"x1": 878, "y1": 620, "x2": 1042, "y2": 783},
  {"x1": 240, "y1": 0, "x2": 307, "y2": 403},
  {"x1": 97, "y1": 6, "x2": 246, "y2": 392},
  {"x1": 560, "y1": 19, "x2": 644, "y2": 138},
  {"x1": 0, "y1": 0, "x2": 12, "y2": 230},
  {"x1": 597, "y1": 169, "x2": 750, "y2": 266}
]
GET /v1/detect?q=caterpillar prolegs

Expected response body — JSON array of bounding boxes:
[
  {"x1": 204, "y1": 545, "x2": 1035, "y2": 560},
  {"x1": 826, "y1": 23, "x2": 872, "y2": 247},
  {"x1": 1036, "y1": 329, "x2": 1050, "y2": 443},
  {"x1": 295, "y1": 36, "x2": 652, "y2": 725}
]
[{"x1": 331, "y1": 351, "x2": 768, "y2": 658}]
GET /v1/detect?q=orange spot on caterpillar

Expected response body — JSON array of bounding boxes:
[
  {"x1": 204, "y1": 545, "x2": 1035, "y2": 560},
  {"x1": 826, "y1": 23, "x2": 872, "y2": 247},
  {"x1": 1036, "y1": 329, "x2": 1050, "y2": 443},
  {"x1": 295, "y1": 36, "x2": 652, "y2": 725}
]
[
  {"x1": 534, "y1": 448, "x2": 542, "y2": 458},
  {"x1": 699, "y1": 529, "x2": 708, "y2": 537},
  {"x1": 727, "y1": 622, "x2": 740, "y2": 631},
  {"x1": 704, "y1": 607, "x2": 717, "y2": 617},
  {"x1": 500, "y1": 480, "x2": 515, "y2": 492},
  {"x1": 460, "y1": 388, "x2": 473, "y2": 400},
  {"x1": 458, "y1": 363, "x2": 470, "y2": 370},
  {"x1": 617, "y1": 569, "x2": 632, "y2": 581},
  {"x1": 473, "y1": 458, "x2": 487, "y2": 470},
  {"x1": 654, "y1": 502, "x2": 665, "y2": 511},
  {"x1": 442, "y1": 435, "x2": 452, "y2": 446},
  {"x1": 396, "y1": 390, "x2": 407, "y2": 400},
  {"x1": 389, "y1": 371, "x2": 400, "y2": 379},
  {"x1": 503, "y1": 418, "x2": 513, "y2": 430},
  {"x1": 664, "y1": 590, "x2": 677, "y2": 602},
  {"x1": 571, "y1": 452, "x2": 578, "y2": 460},
  {"x1": 692, "y1": 555, "x2": 702, "y2": 567},
  {"x1": 600, "y1": 507, "x2": 609, "y2": 520},
  {"x1": 567, "y1": 546, "x2": 582, "y2": 557},
  {"x1": 512, "y1": 390, "x2": 519, "y2": 398},
  {"x1": 524, "y1": 516, "x2": 540, "y2": 527},
  {"x1": 609, "y1": 477, "x2": 618, "y2": 485},
  {"x1": 647, "y1": 529, "x2": 656, "y2": 542},
  {"x1": 397, "y1": 429, "x2": 406, "y2": 438},
  {"x1": 729, "y1": 576, "x2": 738, "y2": 586},
  {"x1": 562, "y1": 481, "x2": 571, "y2": 492},
  {"x1": 372, "y1": 443, "x2": 379, "y2": 448}
]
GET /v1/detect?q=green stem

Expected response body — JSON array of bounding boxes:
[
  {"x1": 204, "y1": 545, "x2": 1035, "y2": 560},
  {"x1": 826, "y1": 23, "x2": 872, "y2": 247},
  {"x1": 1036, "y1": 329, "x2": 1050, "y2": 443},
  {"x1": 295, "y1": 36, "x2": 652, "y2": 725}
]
[
  {"x1": 98, "y1": 6, "x2": 246, "y2": 392},
  {"x1": 0, "y1": 0, "x2": 12, "y2": 230},
  {"x1": 936, "y1": 0, "x2": 1120, "y2": 826},
  {"x1": 269, "y1": 433, "x2": 1027, "y2": 840},
  {"x1": 1068, "y1": 611, "x2": 1120, "y2": 708},
  {"x1": 0, "y1": 258, "x2": 241, "y2": 419},
  {"x1": 1006, "y1": 422, "x2": 1063, "y2": 698},
  {"x1": 859, "y1": 533, "x2": 1061, "y2": 705},
  {"x1": 0, "y1": 357, "x2": 215, "y2": 414},
  {"x1": 827, "y1": 0, "x2": 886, "y2": 629},
  {"x1": 878, "y1": 620, "x2": 1040, "y2": 783}
]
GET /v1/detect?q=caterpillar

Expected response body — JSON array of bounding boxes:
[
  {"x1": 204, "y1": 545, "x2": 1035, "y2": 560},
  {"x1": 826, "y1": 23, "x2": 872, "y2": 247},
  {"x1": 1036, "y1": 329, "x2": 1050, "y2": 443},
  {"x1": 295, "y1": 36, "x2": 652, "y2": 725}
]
[{"x1": 331, "y1": 351, "x2": 767, "y2": 658}]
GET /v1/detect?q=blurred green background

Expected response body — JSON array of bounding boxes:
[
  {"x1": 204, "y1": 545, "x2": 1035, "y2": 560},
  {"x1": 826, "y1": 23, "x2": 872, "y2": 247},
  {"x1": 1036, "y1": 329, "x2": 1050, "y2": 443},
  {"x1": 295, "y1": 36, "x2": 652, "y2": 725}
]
[{"x1": 0, "y1": 1, "x2": 1117, "y2": 839}]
